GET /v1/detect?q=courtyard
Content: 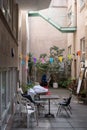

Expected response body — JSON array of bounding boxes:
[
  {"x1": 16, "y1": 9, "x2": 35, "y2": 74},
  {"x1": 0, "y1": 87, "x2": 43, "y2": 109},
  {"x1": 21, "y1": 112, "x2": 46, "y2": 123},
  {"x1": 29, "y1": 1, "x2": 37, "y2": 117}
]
[{"x1": 11, "y1": 88, "x2": 87, "y2": 130}]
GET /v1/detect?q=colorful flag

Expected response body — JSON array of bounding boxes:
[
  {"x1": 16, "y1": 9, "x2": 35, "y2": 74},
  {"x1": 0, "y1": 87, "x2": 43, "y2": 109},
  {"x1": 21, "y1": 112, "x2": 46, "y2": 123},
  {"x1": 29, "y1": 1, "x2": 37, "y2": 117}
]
[
  {"x1": 67, "y1": 54, "x2": 72, "y2": 60},
  {"x1": 77, "y1": 50, "x2": 81, "y2": 56},
  {"x1": 21, "y1": 60, "x2": 25, "y2": 65},
  {"x1": 41, "y1": 58, "x2": 45, "y2": 63},
  {"x1": 33, "y1": 57, "x2": 37, "y2": 63},
  {"x1": 58, "y1": 56, "x2": 63, "y2": 62},
  {"x1": 49, "y1": 57, "x2": 54, "y2": 63},
  {"x1": 25, "y1": 55, "x2": 29, "y2": 62}
]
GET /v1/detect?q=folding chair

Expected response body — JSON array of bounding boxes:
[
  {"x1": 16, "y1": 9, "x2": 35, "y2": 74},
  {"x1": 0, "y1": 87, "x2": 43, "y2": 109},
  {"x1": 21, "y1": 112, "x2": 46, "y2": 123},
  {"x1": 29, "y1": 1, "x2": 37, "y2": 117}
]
[
  {"x1": 56, "y1": 95, "x2": 72, "y2": 117},
  {"x1": 17, "y1": 92, "x2": 38, "y2": 128}
]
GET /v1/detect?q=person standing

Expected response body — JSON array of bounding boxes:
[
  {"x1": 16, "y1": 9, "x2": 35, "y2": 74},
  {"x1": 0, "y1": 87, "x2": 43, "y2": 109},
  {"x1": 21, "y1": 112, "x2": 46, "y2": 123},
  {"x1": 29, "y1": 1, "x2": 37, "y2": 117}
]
[{"x1": 40, "y1": 74, "x2": 48, "y2": 87}]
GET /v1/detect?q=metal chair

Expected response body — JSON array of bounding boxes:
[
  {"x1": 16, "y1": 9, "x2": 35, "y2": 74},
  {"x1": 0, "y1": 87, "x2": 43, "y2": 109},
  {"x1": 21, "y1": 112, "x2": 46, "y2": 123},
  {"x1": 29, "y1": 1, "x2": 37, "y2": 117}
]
[{"x1": 56, "y1": 95, "x2": 72, "y2": 117}]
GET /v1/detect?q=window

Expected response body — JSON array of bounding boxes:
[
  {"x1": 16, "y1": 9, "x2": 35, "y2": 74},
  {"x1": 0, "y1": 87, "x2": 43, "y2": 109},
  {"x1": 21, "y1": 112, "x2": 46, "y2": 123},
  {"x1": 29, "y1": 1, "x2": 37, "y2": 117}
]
[
  {"x1": 2, "y1": 0, "x2": 8, "y2": 16},
  {"x1": 68, "y1": 11, "x2": 72, "y2": 20},
  {"x1": 80, "y1": 0, "x2": 85, "y2": 9},
  {"x1": 7, "y1": 70, "x2": 11, "y2": 103},
  {"x1": 67, "y1": 6, "x2": 73, "y2": 26},
  {"x1": 68, "y1": 45, "x2": 71, "y2": 54},
  {"x1": 2, "y1": 71, "x2": 6, "y2": 113},
  {"x1": 67, "y1": 46, "x2": 72, "y2": 75},
  {"x1": 80, "y1": 38, "x2": 85, "y2": 62},
  {"x1": 8, "y1": 0, "x2": 12, "y2": 25},
  {"x1": 0, "y1": 68, "x2": 17, "y2": 129}
]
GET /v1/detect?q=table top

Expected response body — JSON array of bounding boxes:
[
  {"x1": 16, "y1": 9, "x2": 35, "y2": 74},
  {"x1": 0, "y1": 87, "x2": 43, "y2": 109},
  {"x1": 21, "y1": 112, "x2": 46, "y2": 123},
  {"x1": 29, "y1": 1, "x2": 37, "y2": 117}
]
[
  {"x1": 36, "y1": 91, "x2": 48, "y2": 95},
  {"x1": 40, "y1": 94, "x2": 60, "y2": 100}
]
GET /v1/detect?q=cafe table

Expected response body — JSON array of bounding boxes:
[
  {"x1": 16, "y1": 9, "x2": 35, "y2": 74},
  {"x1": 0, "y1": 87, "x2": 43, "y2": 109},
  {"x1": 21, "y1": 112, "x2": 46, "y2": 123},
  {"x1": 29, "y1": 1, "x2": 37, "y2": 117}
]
[{"x1": 40, "y1": 95, "x2": 60, "y2": 117}]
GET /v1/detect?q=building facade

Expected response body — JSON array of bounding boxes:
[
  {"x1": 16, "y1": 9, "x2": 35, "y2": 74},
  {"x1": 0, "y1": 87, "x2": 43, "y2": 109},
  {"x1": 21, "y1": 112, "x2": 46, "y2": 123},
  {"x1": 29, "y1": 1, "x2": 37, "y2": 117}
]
[
  {"x1": 0, "y1": 0, "x2": 51, "y2": 129},
  {"x1": 67, "y1": 0, "x2": 87, "y2": 81},
  {"x1": 0, "y1": 0, "x2": 18, "y2": 129}
]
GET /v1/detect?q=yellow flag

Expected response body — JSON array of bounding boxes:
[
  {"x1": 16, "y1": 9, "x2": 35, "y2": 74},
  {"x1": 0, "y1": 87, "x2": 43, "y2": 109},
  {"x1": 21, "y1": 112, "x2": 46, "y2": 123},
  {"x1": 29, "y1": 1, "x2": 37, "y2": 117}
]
[
  {"x1": 68, "y1": 54, "x2": 72, "y2": 60},
  {"x1": 58, "y1": 56, "x2": 63, "y2": 62}
]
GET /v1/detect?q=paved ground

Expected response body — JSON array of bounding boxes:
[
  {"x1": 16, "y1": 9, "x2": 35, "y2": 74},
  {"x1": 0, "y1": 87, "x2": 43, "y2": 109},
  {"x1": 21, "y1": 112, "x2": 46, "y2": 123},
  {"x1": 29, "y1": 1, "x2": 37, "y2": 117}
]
[{"x1": 11, "y1": 88, "x2": 87, "y2": 130}]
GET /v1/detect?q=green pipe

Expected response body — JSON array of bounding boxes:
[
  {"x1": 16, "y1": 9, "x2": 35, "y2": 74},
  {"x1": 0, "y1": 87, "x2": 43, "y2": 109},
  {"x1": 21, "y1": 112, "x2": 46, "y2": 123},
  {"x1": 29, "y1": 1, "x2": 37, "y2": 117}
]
[{"x1": 28, "y1": 11, "x2": 76, "y2": 33}]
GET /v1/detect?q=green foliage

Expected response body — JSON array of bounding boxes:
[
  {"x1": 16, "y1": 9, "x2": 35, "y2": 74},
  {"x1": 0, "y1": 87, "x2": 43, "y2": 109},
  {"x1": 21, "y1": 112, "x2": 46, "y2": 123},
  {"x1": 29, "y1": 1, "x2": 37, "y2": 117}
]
[
  {"x1": 48, "y1": 46, "x2": 65, "y2": 74},
  {"x1": 28, "y1": 45, "x2": 72, "y2": 83},
  {"x1": 58, "y1": 79, "x2": 73, "y2": 88},
  {"x1": 40, "y1": 53, "x2": 47, "y2": 58},
  {"x1": 36, "y1": 62, "x2": 49, "y2": 72},
  {"x1": 80, "y1": 89, "x2": 87, "y2": 98},
  {"x1": 21, "y1": 83, "x2": 35, "y2": 93},
  {"x1": 36, "y1": 46, "x2": 65, "y2": 74},
  {"x1": 50, "y1": 45, "x2": 65, "y2": 58},
  {"x1": 58, "y1": 81, "x2": 67, "y2": 88}
]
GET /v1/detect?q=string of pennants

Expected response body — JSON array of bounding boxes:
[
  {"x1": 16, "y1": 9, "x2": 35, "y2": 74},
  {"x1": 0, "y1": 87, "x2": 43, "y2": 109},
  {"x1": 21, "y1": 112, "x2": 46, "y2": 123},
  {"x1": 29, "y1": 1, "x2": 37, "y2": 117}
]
[{"x1": 19, "y1": 50, "x2": 81, "y2": 65}]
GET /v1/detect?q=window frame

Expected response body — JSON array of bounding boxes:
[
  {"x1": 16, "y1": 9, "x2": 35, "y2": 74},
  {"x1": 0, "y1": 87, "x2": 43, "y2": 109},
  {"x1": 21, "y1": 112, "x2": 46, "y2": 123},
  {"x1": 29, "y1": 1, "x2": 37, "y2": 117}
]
[
  {"x1": 80, "y1": 0, "x2": 85, "y2": 11},
  {"x1": 0, "y1": 67, "x2": 17, "y2": 129},
  {"x1": 68, "y1": 45, "x2": 72, "y2": 55},
  {"x1": 67, "y1": 6, "x2": 72, "y2": 26},
  {"x1": 80, "y1": 37, "x2": 85, "y2": 62}
]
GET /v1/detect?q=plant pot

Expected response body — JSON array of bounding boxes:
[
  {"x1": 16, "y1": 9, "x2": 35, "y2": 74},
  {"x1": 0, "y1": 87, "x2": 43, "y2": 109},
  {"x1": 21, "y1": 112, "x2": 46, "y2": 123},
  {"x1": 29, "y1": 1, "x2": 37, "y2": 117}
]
[
  {"x1": 53, "y1": 82, "x2": 58, "y2": 88},
  {"x1": 81, "y1": 94, "x2": 86, "y2": 98}
]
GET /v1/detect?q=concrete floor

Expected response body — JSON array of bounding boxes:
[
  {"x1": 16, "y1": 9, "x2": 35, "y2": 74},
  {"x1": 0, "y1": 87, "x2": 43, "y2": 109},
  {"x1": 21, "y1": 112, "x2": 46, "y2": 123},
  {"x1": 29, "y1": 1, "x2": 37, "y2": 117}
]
[{"x1": 11, "y1": 88, "x2": 87, "y2": 130}]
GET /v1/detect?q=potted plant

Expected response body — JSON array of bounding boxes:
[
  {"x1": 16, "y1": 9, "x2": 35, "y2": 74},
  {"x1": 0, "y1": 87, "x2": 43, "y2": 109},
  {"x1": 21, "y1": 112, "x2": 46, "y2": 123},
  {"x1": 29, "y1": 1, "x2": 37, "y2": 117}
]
[
  {"x1": 31, "y1": 45, "x2": 72, "y2": 88},
  {"x1": 80, "y1": 89, "x2": 87, "y2": 98},
  {"x1": 21, "y1": 83, "x2": 35, "y2": 94}
]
